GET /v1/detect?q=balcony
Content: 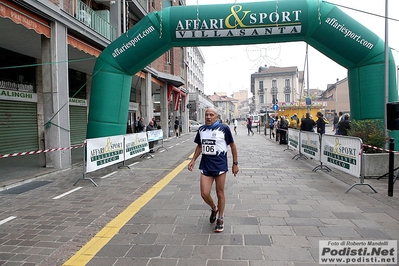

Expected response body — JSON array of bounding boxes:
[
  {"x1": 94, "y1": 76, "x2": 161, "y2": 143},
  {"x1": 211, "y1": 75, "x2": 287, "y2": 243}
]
[
  {"x1": 75, "y1": 0, "x2": 117, "y2": 41},
  {"x1": 284, "y1": 86, "x2": 291, "y2": 93},
  {"x1": 271, "y1": 87, "x2": 278, "y2": 94},
  {"x1": 0, "y1": 79, "x2": 35, "y2": 93}
]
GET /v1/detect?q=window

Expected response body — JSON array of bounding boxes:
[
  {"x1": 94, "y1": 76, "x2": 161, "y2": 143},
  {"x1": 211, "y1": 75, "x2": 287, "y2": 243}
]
[
  {"x1": 259, "y1": 80, "x2": 264, "y2": 90},
  {"x1": 272, "y1": 79, "x2": 277, "y2": 88},
  {"x1": 260, "y1": 94, "x2": 264, "y2": 104},
  {"x1": 285, "y1": 79, "x2": 290, "y2": 87},
  {"x1": 69, "y1": 69, "x2": 86, "y2": 99},
  {"x1": 285, "y1": 94, "x2": 290, "y2": 102},
  {"x1": 165, "y1": 50, "x2": 171, "y2": 64},
  {"x1": 180, "y1": 47, "x2": 184, "y2": 68}
]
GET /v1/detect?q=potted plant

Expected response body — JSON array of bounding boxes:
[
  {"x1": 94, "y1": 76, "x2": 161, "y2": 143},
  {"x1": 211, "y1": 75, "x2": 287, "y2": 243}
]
[
  {"x1": 347, "y1": 119, "x2": 395, "y2": 177},
  {"x1": 347, "y1": 119, "x2": 387, "y2": 153}
]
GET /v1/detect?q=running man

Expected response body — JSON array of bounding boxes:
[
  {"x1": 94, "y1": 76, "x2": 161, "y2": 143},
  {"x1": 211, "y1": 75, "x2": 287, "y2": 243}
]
[{"x1": 188, "y1": 108, "x2": 239, "y2": 233}]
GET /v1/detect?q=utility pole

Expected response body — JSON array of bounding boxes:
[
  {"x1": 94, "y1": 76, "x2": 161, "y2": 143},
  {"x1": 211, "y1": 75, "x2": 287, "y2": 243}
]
[
  {"x1": 306, "y1": 44, "x2": 310, "y2": 113},
  {"x1": 384, "y1": 0, "x2": 389, "y2": 145}
]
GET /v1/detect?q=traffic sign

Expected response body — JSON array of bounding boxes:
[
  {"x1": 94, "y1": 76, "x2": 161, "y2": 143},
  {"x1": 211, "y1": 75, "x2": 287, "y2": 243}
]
[{"x1": 272, "y1": 104, "x2": 279, "y2": 111}]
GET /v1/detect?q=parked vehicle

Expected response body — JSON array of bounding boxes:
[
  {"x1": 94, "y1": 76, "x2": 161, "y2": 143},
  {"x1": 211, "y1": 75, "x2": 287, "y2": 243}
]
[{"x1": 189, "y1": 120, "x2": 202, "y2": 132}]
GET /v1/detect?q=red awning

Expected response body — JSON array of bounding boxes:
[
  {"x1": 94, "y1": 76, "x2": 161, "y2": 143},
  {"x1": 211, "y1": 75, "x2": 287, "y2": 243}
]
[
  {"x1": 67, "y1": 35, "x2": 102, "y2": 57},
  {"x1": 0, "y1": 0, "x2": 50, "y2": 38},
  {"x1": 168, "y1": 85, "x2": 186, "y2": 111}
]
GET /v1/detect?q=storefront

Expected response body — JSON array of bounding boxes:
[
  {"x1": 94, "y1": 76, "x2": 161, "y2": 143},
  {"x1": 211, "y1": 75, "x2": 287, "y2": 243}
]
[
  {"x1": 0, "y1": 89, "x2": 39, "y2": 154},
  {"x1": 69, "y1": 98, "x2": 87, "y2": 145}
]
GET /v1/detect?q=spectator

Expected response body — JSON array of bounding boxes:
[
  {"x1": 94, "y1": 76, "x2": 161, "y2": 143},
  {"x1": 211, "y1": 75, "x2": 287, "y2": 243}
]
[
  {"x1": 338, "y1": 114, "x2": 351, "y2": 136},
  {"x1": 279, "y1": 116, "x2": 288, "y2": 144},
  {"x1": 137, "y1": 117, "x2": 145, "y2": 133},
  {"x1": 146, "y1": 120, "x2": 157, "y2": 153},
  {"x1": 333, "y1": 112, "x2": 339, "y2": 131},
  {"x1": 316, "y1": 112, "x2": 326, "y2": 134},
  {"x1": 300, "y1": 112, "x2": 316, "y2": 132}
]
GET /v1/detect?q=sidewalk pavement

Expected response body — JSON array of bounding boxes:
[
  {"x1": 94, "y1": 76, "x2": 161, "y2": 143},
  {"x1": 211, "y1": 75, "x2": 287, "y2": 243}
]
[{"x1": 0, "y1": 125, "x2": 398, "y2": 265}]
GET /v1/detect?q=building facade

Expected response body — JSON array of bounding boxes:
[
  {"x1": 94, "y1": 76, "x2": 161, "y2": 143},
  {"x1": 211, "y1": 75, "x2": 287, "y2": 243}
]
[
  {"x1": 250, "y1": 65, "x2": 300, "y2": 114},
  {"x1": 208, "y1": 93, "x2": 238, "y2": 122},
  {"x1": 232, "y1": 89, "x2": 249, "y2": 119},
  {"x1": 319, "y1": 78, "x2": 350, "y2": 121},
  {"x1": 0, "y1": 0, "x2": 189, "y2": 170},
  {"x1": 186, "y1": 46, "x2": 214, "y2": 123}
]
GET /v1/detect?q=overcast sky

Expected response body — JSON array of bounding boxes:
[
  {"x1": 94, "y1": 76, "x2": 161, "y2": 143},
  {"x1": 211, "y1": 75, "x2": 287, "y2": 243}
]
[{"x1": 185, "y1": 0, "x2": 399, "y2": 97}]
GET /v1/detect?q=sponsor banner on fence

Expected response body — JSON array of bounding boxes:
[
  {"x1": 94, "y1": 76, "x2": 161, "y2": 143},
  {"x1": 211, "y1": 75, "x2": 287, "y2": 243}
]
[
  {"x1": 300, "y1": 131, "x2": 321, "y2": 160},
  {"x1": 87, "y1": 135, "x2": 124, "y2": 173},
  {"x1": 321, "y1": 135, "x2": 362, "y2": 177},
  {"x1": 288, "y1": 128, "x2": 299, "y2": 151},
  {"x1": 124, "y1": 132, "x2": 149, "y2": 160},
  {"x1": 319, "y1": 240, "x2": 397, "y2": 264},
  {"x1": 147, "y1": 129, "x2": 163, "y2": 142}
]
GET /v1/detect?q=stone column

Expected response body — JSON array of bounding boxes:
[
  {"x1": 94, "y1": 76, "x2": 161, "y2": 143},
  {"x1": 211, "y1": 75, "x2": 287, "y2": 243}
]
[
  {"x1": 41, "y1": 22, "x2": 71, "y2": 169},
  {"x1": 160, "y1": 85, "x2": 168, "y2": 138},
  {"x1": 140, "y1": 72, "x2": 153, "y2": 126}
]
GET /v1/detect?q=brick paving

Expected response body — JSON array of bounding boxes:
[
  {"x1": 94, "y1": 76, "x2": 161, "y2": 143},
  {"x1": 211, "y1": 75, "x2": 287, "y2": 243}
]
[{"x1": 0, "y1": 125, "x2": 398, "y2": 265}]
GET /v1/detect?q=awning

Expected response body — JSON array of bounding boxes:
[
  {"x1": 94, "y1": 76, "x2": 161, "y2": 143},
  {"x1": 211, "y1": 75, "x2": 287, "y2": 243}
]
[
  {"x1": 67, "y1": 35, "x2": 102, "y2": 57},
  {"x1": 0, "y1": 0, "x2": 50, "y2": 38},
  {"x1": 168, "y1": 84, "x2": 186, "y2": 111},
  {"x1": 158, "y1": 72, "x2": 185, "y2": 88}
]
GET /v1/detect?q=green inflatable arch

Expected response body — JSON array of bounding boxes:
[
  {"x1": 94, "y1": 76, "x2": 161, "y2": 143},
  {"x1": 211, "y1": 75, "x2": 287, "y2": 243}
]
[{"x1": 87, "y1": 0, "x2": 397, "y2": 139}]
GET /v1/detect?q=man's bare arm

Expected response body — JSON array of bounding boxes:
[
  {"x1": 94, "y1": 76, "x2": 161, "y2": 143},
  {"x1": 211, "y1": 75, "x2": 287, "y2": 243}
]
[
  {"x1": 230, "y1": 142, "x2": 239, "y2": 176},
  {"x1": 188, "y1": 144, "x2": 202, "y2": 172}
]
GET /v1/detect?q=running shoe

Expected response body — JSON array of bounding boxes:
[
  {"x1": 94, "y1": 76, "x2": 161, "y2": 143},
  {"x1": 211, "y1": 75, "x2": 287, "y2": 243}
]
[
  {"x1": 210, "y1": 206, "x2": 218, "y2": 224},
  {"x1": 214, "y1": 218, "x2": 224, "y2": 233}
]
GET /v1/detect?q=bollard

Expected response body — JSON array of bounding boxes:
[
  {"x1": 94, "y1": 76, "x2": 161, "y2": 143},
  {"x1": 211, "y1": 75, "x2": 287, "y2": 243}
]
[{"x1": 388, "y1": 138, "x2": 394, "y2": 197}]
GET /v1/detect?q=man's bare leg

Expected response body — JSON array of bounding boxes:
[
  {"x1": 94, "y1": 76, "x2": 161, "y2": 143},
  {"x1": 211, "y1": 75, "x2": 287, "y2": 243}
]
[
  {"x1": 200, "y1": 174, "x2": 216, "y2": 209},
  {"x1": 214, "y1": 172, "x2": 226, "y2": 218}
]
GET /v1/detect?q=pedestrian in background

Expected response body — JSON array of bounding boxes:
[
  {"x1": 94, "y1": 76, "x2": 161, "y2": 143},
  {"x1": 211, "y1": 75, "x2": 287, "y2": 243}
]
[
  {"x1": 174, "y1": 117, "x2": 180, "y2": 138},
  {"x1": 188, "y1": 108, "x2": 239, "y2": 233},
  {"x1": 246, "y1": 117, "x2": 254, "y2": 136},
  {"x1": 269, "y1": 115, "x2": 275, "y2": 139},
  {"x1": 233, "y1": 118, "x2": 238, "y2": 135}
]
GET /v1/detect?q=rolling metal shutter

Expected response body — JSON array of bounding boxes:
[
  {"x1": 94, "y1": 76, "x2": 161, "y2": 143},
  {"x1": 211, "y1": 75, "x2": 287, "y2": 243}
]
[
  {"x1": 0, "y1": 100, "x2": 38, "y2": 154},
  {"x1": 69, "y1": 105, "x2": 87, "y2": 145}
]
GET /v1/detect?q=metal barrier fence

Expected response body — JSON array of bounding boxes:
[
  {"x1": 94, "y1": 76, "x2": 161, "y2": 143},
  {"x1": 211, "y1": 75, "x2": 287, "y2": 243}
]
[{"x1": 286, "y1": 128, "x2": 378, "y2": 194}]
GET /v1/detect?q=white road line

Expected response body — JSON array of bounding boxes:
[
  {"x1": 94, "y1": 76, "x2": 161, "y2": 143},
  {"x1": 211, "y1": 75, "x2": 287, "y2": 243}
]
[
  {"x1": 101, "y1": 171, "x2": 118, "y2": 179},
  {"x1": 159, "y1": 150, "x2": 166, "y2": 153},
  {"x1": 0, "y1": 216, "x2": 16, "y2": 225},
  {"x1": 176, "y1": 143, "x2": 180, "y2": 146},
  {"x1": 128, "y1": 162, "x2": 139, "y2": 168},
  {"x1": 168, "y1": 146, "x2": 174, "y2": 149},
  {"x1": 52, "y1": 187, "x2": 82, "y2": 200}
]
